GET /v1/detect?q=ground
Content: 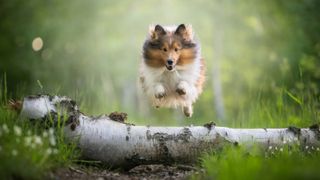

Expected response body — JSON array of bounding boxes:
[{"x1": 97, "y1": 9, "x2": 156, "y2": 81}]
[{"x1": 49, "y1": 164, "x2": 200, "y2": 180}]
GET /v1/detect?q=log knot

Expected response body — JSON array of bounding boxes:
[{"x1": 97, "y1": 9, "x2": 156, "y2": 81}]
[
  {"x1": 203, "y1": 121, "x2": 216, "y2": 130},
  {"x1": 109, "y1": 112, "x2": 128, "y2": 123},
  {"x1": 287, "y1": 126, "x2": 301, "y2": 136},
  {"x1": 309, "y1": 124, "x2": 320, "y2": 141}
]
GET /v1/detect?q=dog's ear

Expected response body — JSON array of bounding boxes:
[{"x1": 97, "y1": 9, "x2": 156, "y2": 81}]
[
  {"x1": 149, "y1": 24, "x2": 166, "y2": 40},
  {"x1": 175, "y1": 24, "x2": 193, "y2": 41}
]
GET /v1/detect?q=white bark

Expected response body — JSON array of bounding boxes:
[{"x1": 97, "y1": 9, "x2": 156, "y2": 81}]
[{"x1": 20, "y1": 95, "x2": 320, "y2": 168}]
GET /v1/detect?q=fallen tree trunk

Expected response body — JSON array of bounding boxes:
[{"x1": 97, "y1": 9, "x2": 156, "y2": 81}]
[{"x1": 19, "y1": 95, "x2": 320, "y2": 167}]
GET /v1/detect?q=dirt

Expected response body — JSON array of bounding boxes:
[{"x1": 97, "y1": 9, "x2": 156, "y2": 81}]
[
  {"x1": 203, "y1": 121, "x2": 216, "y2": 130},
  {"x1": 49, "y1": 164, "x2": 200, "y2": 180},
  {"x1": 109, "y1": 112, "x2": 128, "y2": 123}
]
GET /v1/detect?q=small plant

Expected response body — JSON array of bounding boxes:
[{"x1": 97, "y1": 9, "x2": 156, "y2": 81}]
[
  {"x1": 193, "y1": 143, "x2": 320, "y2": 180},
  {"x1": 194, "y1": 91, "x2": 320, "y2": 180},
  {"x1": 0, "y1": 77, "x2": 79, "y2": 179}
]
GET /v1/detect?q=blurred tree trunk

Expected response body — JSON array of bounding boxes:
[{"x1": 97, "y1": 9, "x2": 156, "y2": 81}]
[
  {"x1": 212, "y1": 2, "x2": 225, "y2": 120},
  {"x1": 122, "y1": 80, "x2": 138, "y2": 112}
]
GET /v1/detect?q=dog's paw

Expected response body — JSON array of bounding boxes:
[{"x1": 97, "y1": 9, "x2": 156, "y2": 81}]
[
  {"x1": 176, "y1": 88, "x2": 186, "y2": 95},
  {"x1": 183, "y1": 105, "x2": 193, "y2": 117},
  {"x1": 184, "y1": 111, "x2": 192, "y2": 118},
  {"x1": 155, "y1": 92, "x2": 166, "y2": 99},
  {"x1": 154, "y1": 84, "x2": 166, "y2": 99},
  {"x1": 176, "y1": 81, "x2": 189, "y2": 96}
]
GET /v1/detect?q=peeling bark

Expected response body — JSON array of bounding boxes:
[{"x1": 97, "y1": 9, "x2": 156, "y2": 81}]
[{"x1": 19, "y1": 95, "x2": 320, "y2": 168}]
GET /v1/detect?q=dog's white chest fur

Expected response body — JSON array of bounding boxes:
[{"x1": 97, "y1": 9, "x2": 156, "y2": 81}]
[{"x1": 140, "y1": 60, "x2": 201, "y2": 109}]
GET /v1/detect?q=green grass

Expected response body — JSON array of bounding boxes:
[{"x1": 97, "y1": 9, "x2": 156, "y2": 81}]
[
  {"x1": 195, "y1": 90, "x2": 320, "y2": 180},
  {"x1": 1, "y1": 75, "x2": 320, "y2": 179},
  {"x1": 0, "y1": 82, "x2": 80, "y2": 179},
  {"x1": 194, "y1": 145, "x2": 320, "y2": 180}
]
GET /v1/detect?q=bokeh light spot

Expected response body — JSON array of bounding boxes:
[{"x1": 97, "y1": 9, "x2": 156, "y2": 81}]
[{"x1": 32, "y1": 37, "x2": 43, "y2": 51}]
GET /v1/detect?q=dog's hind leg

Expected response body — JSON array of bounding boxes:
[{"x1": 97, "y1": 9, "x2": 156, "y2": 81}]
[{"x1": 183, "y1": 104, "x2": 193, "y2": 117}]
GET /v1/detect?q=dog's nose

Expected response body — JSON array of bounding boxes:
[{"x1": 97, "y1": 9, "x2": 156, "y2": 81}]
[{"x1": 167, "y1": 59, "x2": 173, "y2": 65}]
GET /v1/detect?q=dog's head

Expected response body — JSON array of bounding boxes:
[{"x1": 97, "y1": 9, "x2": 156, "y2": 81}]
[{"x1": 143, "y1": 24, "x2": 199, "y2": 71}]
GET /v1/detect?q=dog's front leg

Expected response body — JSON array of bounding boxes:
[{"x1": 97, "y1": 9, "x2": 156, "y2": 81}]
[
  {"x1": 154, "y1": 83, "x2": 166, "y2": 99},
  {"x1": 176, "y1": 81, "x2": 189, "y2": 96}
]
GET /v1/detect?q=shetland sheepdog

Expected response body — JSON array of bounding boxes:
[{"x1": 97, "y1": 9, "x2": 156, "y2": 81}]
[{"x1": 139, "y1": 24, "x2": 205, "y2": 117}]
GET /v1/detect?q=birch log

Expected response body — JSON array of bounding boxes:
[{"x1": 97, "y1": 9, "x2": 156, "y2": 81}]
[{"x1": 19, "y1": 95, "x2": 320, "y2": 168}]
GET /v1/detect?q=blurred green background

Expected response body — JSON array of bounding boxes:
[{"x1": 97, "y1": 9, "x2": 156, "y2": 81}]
[{"x1": 1, "y1": 0, "x2": 319, "y2": 126}]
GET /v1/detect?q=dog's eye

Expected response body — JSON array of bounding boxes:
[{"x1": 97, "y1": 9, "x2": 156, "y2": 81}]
[{"x1": 163, "y1": 48, "x2": 167, "y2": 52}]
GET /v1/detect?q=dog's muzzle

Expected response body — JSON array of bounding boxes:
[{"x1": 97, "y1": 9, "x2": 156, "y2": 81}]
[
  {"x1": 166, "y1": 65, "x2": 174, "y2": 71},
  {"x1": 166, "y1": 59, "x2": 175, "y2": 71}
]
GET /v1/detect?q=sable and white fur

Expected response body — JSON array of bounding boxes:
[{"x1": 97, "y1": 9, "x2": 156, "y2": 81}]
[{"x1": 139, "y1": 24, "x2": 205, "y2": 117}]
